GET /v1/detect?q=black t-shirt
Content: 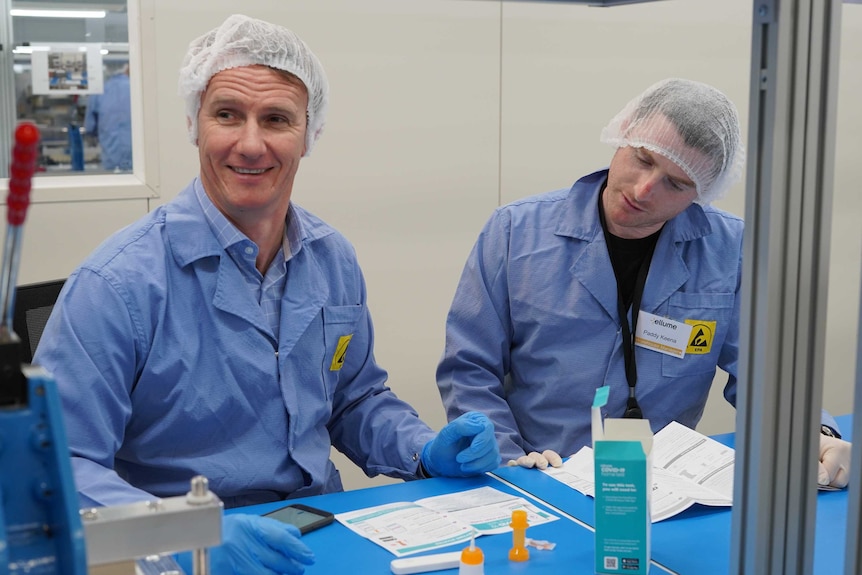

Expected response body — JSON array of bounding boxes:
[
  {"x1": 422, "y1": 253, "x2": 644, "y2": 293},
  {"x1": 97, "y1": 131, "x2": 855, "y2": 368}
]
[
  {"x1": 606, "y1": 231, "x2": 661, "y2": 309},
  {"x1": 598, "y1": 185, "x2": 662, "y2": 309}
]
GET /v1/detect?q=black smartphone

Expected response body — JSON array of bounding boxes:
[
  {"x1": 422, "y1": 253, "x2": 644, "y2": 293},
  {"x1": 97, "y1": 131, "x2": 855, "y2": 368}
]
[{"x1": 262, "y1": 503, "x2": 335, "y2": 534}]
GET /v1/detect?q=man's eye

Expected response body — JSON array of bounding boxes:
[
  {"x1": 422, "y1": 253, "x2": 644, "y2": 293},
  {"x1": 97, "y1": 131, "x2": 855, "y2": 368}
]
[
  {"x1": 668, "y1": 178, "x2": 692, "y2": 192},
  {"x1": 268, "y1": 115, "x2": 294, "y2": 126}
]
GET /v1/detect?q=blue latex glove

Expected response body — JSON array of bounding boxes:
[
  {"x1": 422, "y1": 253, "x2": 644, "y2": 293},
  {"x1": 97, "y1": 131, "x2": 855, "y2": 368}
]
[
  {"x1": 176, "y1": 513, "x2": 315, "y2": 575},
  {"x1": 421, "y1": 411, "x2": 501, "y2": 477}
]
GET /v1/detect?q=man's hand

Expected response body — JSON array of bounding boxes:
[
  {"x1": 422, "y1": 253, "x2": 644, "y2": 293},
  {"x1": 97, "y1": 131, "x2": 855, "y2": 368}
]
[
  {"x1": 507, "y1": 450, "x2": 563, "y2": 470},
  {"x1": 818, "y1": 434, "x2": 851, "y2": 489},
  {"x1": 177, "y1": 514, "x2": 315, "y2": 575},
  {"x1": 421, "y1": 412, "x2": 501, "y2": 477}
]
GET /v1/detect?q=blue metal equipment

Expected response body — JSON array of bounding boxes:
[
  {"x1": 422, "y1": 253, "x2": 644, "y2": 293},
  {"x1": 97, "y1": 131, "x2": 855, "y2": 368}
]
[{"x1": 0, "y1": 123, "x2": 87, "y2": 575}]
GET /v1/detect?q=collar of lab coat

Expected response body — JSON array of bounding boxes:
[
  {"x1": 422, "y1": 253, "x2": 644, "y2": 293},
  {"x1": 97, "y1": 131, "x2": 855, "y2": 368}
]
[
  {"x1": 555, "y1": 168, "x2": 715, "y2": 320},
  {"x1": 166, "y1": 177, "x2": 336, "y2": 269}
]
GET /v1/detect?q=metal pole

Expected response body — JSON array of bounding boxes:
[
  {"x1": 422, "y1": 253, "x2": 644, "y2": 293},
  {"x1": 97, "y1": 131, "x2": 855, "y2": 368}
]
[
  {"x1": 845, "y1": 238, "x2": 862, "y2": 573},
  {"x1": 731, "y1": 0, "x2": 842, "y2": 573}
]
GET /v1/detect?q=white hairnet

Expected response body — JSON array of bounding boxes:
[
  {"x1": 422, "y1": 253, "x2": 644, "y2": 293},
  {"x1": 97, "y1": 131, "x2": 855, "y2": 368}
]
[
  {"x1": 600, "y1": 78, "x2": 744, "y2": 205},
  {"x1": 178, "y1": 14, "x2": 329, "y2": 157}
]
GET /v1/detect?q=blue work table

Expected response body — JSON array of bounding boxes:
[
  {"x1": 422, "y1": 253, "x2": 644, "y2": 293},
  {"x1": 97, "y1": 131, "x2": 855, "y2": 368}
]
[
  {"x1": 233, "y1": 469, "x2": 675, "y2": 574},
  {"x1": 229, "y1": 416, "x2": 850, "y2": 574},
  {"x1": 491, "y1": 414, "x2": 852, "y2": 575}
]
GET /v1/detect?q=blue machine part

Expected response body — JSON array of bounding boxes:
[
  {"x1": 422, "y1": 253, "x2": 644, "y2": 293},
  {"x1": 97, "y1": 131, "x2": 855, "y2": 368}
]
[
  {"x1": 0, "y1": 367, "x2": 87, "y2": 575},
  {"x1": 67, "y1": 125, "x2": 84, "y2": 172},
  {"x1": 0, "y1": 486, "x2": 7, "y2": 574}
]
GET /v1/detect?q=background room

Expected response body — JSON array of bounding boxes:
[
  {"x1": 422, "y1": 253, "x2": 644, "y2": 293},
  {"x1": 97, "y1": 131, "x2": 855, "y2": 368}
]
[{"x1": 1, "y1": 0, "x2": 860, "y2": 491}]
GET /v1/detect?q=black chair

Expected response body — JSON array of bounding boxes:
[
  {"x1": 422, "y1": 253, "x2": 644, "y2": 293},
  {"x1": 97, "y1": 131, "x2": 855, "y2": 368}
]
[{"x1": 12, "y1": 279, "x2": 66, "y2": 364}]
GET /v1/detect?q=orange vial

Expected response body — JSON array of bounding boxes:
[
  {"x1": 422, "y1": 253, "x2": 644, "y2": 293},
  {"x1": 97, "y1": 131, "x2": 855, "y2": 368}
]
[{"x1": 508, "y1": 509, "x2": 530, "y2": 562}]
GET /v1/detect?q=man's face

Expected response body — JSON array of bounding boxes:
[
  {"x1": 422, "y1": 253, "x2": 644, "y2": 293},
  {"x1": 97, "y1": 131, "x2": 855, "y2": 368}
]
[
  {"x1": 603, "y1": 145, "x2": 699, "y2": 240},
  {"x1": 197, "y1": 65, "x2": 308, "y2": 228}
]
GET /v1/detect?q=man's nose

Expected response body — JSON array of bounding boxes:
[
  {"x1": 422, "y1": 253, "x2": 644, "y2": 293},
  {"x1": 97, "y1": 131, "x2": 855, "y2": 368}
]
[
  {"x1": 235, "y1": 121, "x2": 267, "y2": 157},
  {"x1": 633, "y1": 172, "x2": 662, "y2": 201}
]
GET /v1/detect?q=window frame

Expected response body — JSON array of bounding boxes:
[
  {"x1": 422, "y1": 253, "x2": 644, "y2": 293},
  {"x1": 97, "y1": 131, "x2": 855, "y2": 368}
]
[{"x1": 0, "y1": 0, "x2": 158, "y2": 205}]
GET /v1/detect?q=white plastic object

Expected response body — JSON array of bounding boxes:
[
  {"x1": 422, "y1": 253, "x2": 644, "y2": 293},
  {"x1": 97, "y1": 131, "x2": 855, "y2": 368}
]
[
  {"x1": 458, "y1": 562, "x2": 484, "y2": 575},
  {"x1": 390, "y1": 551, "x2": 461, "y2": 574},
  {"x1": 459, "y1": 529, "x2": 484, "y2": 575}
]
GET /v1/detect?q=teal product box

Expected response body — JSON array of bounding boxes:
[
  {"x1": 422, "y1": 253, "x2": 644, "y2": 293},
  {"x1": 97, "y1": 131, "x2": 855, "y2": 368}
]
[{"x1": 592, "y1": 387, "x2": 653, "y2": 574}]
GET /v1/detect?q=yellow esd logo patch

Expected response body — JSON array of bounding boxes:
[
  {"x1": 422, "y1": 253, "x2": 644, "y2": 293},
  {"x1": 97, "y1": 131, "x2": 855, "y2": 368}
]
[
  {"x1": 685, "y1": 320, "x2": 716, "y2": 355},
  {"x1": 329, "y1": 334, "x2": 353, "y2": 371}
]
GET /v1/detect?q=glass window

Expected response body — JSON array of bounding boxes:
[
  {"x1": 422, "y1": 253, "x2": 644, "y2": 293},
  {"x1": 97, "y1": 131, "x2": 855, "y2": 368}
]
[
  {"x1": 2, "y1": 0, "x2": 152, "y2": 202},
  {"x1": 4, "y1": 1, "x2": 130, "y2": 177}
]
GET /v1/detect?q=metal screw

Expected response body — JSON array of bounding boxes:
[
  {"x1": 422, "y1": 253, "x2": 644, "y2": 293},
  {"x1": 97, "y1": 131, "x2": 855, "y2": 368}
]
[
  {"x1": 186, "y1": 475, "x2": 214, "y2": 505},
  {"x1": 190, "y1": 476, "x2": 209, "y2": 498},
  {"x1": 187, "y1": 475, "x2": 214, "y2": 575}
]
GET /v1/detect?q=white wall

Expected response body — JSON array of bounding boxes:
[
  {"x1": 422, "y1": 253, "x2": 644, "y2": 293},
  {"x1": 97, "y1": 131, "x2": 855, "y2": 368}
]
[{"x1": 4, "y1": 0, "x2": 860, "y2": 491}]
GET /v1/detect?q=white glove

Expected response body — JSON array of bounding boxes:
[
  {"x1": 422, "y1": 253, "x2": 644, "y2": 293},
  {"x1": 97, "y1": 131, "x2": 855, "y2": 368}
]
[
  {"x1": 818, "y1": 434, "x2": 851, "y2": 489},
  {"x1": 507, "y1": 449, "x2": 563, "y2": 470}
]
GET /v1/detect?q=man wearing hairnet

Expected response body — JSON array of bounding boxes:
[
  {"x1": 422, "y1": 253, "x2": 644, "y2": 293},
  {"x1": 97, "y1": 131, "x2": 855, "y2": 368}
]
[
  {"x1": 35, "y1": 14, "x2": 499, "y2": 575},
  {"x1": 436, "y1": 78, "x2": 850, "y2": 489}
]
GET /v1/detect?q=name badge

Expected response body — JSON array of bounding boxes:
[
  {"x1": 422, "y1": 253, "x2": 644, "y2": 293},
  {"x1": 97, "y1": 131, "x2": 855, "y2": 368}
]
[{"x1": 634, "y1": 311, "x2": 693, "y2": 359}]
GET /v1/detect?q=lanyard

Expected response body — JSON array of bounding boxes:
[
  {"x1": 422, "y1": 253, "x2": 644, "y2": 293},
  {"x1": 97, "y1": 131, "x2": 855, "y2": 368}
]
[
  {"x1": 613, "y1": 245, "x2": 655, "y2": 419},
  {"x1": 598, "y1": 191, "x2": 659, "y2": 419}
]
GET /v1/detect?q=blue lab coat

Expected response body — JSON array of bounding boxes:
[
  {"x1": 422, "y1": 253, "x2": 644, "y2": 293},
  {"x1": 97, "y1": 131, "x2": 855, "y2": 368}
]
[
  {"x1": 35, "y1": 179, "x2": 435, "y2": 508},
  {"x1": 84, "y1": 72, "x2": 132, "y2": 171},
  {"x1": 437, "y1": 169, "x2": 744, "y2": 461}
]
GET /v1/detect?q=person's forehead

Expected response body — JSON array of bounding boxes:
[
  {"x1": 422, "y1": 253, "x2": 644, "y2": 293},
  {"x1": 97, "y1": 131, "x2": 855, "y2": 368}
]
[
  {"x1": 627, "y1": 114, "x2": 706, "y2": 183},
  {"x1": 201, "y1": 65, "x2": 309, "y2": 107},
  {"x1": 635, "y1": 147, "x2": 694, "y2": 184}
]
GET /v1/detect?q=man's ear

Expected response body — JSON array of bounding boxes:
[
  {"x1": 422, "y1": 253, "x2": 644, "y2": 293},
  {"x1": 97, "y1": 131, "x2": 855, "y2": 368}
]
[{"x1": 186, "y1": 116, "x2": 198, "y2": 146}]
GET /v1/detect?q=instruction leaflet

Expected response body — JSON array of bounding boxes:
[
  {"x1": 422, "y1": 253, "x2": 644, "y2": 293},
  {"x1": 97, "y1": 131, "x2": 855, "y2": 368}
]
[{"x1": 334, "y1": 486, "x2": 558, "y2": 557}]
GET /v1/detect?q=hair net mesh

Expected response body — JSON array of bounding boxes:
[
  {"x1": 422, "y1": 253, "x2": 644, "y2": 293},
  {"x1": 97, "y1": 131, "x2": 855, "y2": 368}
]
[
  {"x1": 600, "y1": 78, "x2": 744, "y2": 205},
  {"x1": 178, "y1": 14, "x2": 329, "y2": 157}
]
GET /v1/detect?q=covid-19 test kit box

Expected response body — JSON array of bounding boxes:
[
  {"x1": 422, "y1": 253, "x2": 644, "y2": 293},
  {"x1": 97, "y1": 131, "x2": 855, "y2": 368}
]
[{"x1": 592, "y1": 387, "x2": 653, "y2": 575}]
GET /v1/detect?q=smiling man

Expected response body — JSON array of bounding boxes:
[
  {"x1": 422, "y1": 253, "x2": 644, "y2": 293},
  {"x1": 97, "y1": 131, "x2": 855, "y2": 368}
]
[
  {"x1": 34, "y1": 14, "x2": 500, "y2": 575},
  {"x1": 436, "y1": 78, "x2": 851, "y2": 490},
  {"x1": 195, "y1": 65, "x2": 309, "y2": 272}
]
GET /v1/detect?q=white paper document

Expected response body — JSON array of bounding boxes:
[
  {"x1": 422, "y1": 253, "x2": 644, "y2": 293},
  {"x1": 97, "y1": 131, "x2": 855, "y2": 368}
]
[
  {"x1": 544, "y1": 421, "x2": 734, "y2": 522},
  {"x1": 334, "y1": 486, "x2": 558, "y2": 557}
]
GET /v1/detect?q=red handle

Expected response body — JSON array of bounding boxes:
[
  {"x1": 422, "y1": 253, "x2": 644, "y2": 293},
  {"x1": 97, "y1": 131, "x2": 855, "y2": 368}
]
[{"x1": 7, "y1": 122, "x2": 40, "y2": 227}]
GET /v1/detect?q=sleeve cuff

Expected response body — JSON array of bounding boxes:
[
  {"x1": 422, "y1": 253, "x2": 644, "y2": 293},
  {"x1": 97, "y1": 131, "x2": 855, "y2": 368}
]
[
  {"x1": 821, "y1": 424, "x2": 842, "y2": 440},
  {"x1": 820, "y1": 408, "x2": 842, "y2": 438}
]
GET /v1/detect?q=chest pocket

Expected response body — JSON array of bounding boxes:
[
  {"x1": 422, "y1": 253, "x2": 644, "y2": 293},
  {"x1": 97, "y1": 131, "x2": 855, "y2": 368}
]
[
  {"x1": 661, "y1": 292, "x2": 735, "y2": 377},
  {"x1": 321, "y1": 305, "x2": 363, "y2": 394}
]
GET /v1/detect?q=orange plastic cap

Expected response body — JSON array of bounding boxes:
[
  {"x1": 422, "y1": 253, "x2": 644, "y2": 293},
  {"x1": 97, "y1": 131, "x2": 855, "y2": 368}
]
[
  {"x1": 460, "y1": 545, "x2": 484, "y2": 566},
  {"x1": 510, "y1": 509, "x2": 529, "y2": 529}
]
